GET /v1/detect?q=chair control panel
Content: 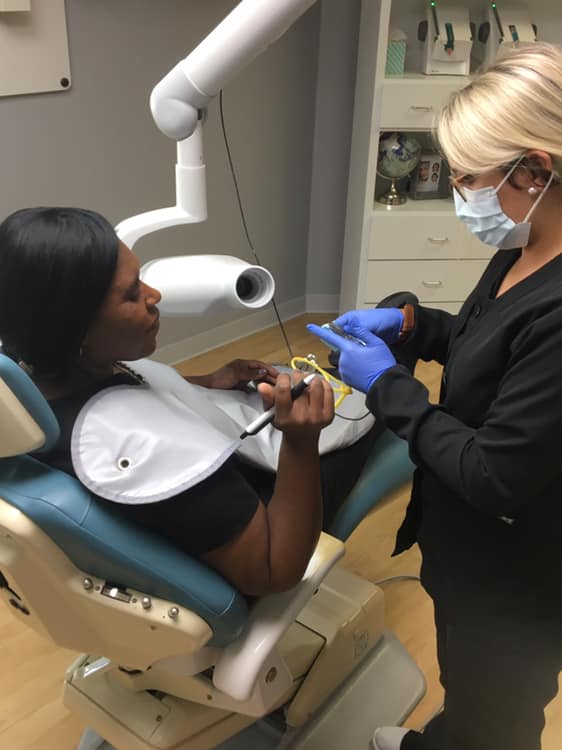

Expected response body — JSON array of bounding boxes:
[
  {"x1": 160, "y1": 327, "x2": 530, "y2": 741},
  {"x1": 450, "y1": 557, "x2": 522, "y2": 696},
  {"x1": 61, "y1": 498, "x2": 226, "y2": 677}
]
[{"x1": 101, "y1": 583, "x2": 132, "y2": 604}]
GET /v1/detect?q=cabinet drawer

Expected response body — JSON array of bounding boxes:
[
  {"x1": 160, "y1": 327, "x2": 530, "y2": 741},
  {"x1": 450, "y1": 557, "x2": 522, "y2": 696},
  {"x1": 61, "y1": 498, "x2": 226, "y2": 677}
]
[
  {"x1": 368, "y1": 212, "x2": 495, "y2": 261},
  {"x1": 379, "y1": 77, "x2": 467, "y2": 130},
  {"x1": 364, "y1": 259, "x2": 487, "y2": 303}
]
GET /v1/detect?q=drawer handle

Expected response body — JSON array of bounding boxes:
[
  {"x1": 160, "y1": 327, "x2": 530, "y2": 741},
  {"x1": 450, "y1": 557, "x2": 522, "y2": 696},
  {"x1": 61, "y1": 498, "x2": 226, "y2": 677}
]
[
  {"x1": 409, "y1": 105, "x2": 434, "y2": 112},
  {"x1": 422, "y1": 280, "x2": 443, "y2": 288},
  {"x1": 428, "y1": 236, "x2": 449, "y2": 244}
]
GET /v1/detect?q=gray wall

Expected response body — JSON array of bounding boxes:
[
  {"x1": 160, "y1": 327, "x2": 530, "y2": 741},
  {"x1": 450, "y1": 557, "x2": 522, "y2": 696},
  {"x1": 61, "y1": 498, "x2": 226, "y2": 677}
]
[
  {"x1": 0, "y1": 0, "x2": 322, "y2": 357},
  {"x1": 306, "y1": 0, "x2": 361, "y2": 308}
]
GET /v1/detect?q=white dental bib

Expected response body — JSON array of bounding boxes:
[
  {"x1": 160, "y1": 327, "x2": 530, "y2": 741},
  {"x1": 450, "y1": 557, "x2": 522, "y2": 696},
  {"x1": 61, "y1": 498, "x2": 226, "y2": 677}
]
[{"x1": 71, "y1": 359, "x2": 374, "y2": 504}]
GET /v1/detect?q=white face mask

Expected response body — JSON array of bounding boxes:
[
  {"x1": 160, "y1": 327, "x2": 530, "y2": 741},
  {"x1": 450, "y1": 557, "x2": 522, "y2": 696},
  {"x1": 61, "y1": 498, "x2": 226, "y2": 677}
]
[{"x1": 454, "y1": 158, "x2": 554, "y2": 249}]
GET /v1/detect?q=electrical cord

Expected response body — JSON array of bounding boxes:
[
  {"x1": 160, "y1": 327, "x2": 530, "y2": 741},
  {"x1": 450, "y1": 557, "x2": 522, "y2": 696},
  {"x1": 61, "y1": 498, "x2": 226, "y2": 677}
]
[
  {"x1": 219, "y1": 90, "x2": 294, "y2": 361},
  {"x1": 216, "y1": 97, "x2": 418, "y2": 588},
  {"x1": 219, "y1": 90, "x2": 372, "y2": 423},
  {"x1": 334, "y1": 411, "x2": 372, "y2": 422}
]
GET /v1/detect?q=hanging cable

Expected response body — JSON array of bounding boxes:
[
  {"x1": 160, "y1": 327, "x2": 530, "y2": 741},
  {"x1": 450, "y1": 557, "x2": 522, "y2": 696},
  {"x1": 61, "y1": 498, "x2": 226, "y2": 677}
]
[
  {"x1": 219, "y1": 89, "x2": 294, "y2": 361},
  {"x1": 335, "y1": 412, "x2": 372, "y2": 422}
]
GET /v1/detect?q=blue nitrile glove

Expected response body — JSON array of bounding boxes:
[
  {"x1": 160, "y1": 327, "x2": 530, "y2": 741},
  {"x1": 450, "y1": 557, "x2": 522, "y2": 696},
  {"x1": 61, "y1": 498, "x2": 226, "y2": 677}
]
[
  {"x1": 333, "y1": 308, "x2": 404, "y2": 344},
  {"x1": 307, "y1": 323, "x2": 397, "y2": 394}
]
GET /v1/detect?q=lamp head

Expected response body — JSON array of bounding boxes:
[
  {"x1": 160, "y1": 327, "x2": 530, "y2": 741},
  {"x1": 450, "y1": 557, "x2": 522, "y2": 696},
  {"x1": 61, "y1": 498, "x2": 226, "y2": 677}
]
[{"x1": 140, "y1": 255, "x2": 275, "y2": 317}]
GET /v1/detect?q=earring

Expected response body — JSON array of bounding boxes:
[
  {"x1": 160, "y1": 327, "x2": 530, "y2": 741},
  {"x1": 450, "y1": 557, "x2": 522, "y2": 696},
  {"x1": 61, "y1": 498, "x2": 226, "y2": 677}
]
[{"x1": 528, "y1": 186, "x2": 540, "y2": 195}]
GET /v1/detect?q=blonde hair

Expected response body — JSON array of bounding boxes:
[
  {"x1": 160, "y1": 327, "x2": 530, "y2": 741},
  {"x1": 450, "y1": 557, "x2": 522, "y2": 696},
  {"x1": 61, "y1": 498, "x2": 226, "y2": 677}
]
[{"x1": 436, "y1": 43, "x2": 562, "y2": 176}]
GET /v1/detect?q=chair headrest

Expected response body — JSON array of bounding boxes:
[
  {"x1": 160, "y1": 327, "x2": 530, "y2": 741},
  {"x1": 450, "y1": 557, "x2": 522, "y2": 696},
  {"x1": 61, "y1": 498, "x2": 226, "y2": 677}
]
[{"x1": 0, "y1": 354, "x2": 60, "y2": 457}]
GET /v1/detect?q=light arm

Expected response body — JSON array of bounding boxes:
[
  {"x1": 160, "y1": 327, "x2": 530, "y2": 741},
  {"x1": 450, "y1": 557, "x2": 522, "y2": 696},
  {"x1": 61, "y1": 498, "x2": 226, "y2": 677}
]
[
  {"x1": 117, "y1": 0, "x2": 318, "y2": 259},
  {"x1": 150, "y1": 0, "x2": 318, "y2": 142},
  {"x1": 115, "y1": 122, "x2": 207, "y2": 249}
]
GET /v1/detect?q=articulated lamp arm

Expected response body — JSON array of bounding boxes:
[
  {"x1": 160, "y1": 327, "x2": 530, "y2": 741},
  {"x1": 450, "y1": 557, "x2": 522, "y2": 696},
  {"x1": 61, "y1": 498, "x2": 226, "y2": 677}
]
[
  {"x1": 150, "y1": 0, "x2": 318, "y2": 142},
  {"x1": 117, "y1": 0, "x2": 318, "y2": 250},
  {"x1": 116, "y1": 0, "x2": 318, "y2": 317}
]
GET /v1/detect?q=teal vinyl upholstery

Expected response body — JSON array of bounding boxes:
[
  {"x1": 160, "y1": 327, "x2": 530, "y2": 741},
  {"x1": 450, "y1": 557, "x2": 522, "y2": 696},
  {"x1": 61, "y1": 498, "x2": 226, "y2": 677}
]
[
  {"x1": 0, "y1": 456, "x2": 249, "y2": 646},
  {"x1": 0, "y1": 353, "x2": 415, "y2": 647},
  {"x1": 329, "y1": 430, "x2": 414, "y2": 541},
  {"x1": 0, "y1": 354, "x2": 248, "y2": 647}
]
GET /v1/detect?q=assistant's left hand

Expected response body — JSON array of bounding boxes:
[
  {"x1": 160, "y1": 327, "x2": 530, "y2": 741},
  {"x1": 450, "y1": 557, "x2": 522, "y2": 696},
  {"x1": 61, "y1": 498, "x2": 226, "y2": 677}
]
[
  {"x1": 204, "y1": 359, "x2": 279, "y2": 390},
  {"x1": 307, "y1": 323, "x2": 396, "y2": 394}
]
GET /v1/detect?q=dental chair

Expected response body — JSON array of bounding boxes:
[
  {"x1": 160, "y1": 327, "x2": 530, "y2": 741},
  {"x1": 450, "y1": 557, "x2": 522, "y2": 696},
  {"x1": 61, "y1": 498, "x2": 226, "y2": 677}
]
[{"x1": 0, "y1": 353, "x2": 423, "y2": 750}]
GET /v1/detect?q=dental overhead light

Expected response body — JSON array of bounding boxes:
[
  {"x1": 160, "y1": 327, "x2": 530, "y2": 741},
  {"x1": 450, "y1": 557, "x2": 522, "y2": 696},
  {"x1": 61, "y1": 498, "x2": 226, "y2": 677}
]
[
  {"x1": 115, "y1": 0, "x2": 318, "y2": 317},
  {"x1": 140, "y1": 255, "x2": 275, "y2": 316}
]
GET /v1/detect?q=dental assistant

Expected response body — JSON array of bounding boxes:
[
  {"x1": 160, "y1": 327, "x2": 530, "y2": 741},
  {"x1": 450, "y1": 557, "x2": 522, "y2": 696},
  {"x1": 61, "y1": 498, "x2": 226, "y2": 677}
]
[{"x1": 310, "y1": 43, "x2": 562, "y2": 750}]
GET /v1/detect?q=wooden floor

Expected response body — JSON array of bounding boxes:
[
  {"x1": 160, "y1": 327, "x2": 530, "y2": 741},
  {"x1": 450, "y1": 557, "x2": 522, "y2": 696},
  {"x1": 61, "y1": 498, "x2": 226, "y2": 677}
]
[{"x1": 1, "y1": 313, "x2": 561, "y2": 749}]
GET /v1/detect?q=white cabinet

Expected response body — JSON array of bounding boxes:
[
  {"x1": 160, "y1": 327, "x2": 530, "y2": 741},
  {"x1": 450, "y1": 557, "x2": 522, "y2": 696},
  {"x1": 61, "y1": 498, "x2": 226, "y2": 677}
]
[
  {"x1": 340, "y1": 0, "x2": 494, "y2": 314},
  {"x1": 379, "y1": 75, "x2": 464, "y2": 130},
  {"x1": 366, "y1": 210, "x2": 493, "y2": 261},
  {"x1": 364, "y1": 259, "x2": 489, "y2": 305}
]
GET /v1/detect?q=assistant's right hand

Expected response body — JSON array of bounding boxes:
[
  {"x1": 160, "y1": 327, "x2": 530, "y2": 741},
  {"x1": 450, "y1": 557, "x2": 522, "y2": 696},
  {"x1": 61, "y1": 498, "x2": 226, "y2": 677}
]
[
  {"x1": 307, "y1": 324, "x2": 397, "y2": 394},
  {"x1": 257, "y1": 372, "x2": 334, "y2": 440},
  {"x1": 333, "y1": 308, "x2": 404, "y2": 344}
]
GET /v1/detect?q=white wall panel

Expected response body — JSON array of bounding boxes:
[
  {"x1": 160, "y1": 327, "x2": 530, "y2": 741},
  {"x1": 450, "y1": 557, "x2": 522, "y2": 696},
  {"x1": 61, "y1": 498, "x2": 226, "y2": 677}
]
[{"x1": 0, "y1": 0, "x2": 70, "y2": 97}]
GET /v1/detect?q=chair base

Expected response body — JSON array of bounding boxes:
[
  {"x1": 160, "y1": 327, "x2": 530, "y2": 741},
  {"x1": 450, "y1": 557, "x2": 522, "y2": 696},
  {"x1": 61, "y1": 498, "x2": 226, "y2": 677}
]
[{"x1": 74, "y1": 632, "x2": 425, "y2": 750}]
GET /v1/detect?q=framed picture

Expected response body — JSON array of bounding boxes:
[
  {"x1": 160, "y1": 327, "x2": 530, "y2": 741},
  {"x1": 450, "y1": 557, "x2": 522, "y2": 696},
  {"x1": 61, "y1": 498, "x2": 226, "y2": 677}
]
[{"x1": 409, "y1": 154, "x2": 451, "y2": 200}]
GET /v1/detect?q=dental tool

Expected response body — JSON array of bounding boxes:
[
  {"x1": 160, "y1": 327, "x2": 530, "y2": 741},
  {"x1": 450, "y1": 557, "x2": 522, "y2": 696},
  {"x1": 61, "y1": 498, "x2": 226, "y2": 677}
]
[
  {"x1": 240, "y1": 373, "x2": 317, "y2": 439},
  {"x1": 321, "y1": 322, "x2": 367, "y2": 350}
]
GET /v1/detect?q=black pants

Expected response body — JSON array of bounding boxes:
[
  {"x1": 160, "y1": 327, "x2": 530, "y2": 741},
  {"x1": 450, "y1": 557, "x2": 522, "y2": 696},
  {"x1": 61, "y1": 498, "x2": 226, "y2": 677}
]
[{"x1": 402, "y1": 562, "x2": 562, "y2": 750}]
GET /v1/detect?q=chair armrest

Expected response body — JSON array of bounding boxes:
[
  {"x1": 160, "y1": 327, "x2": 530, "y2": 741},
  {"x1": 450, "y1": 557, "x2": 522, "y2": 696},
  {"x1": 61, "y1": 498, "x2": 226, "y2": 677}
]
[
  {"x1": 212, "y1": 532, "x2": 344, "y2": 702},
  {"x1": 328, "y1": 430, "x2": 414, "y2": 541}
]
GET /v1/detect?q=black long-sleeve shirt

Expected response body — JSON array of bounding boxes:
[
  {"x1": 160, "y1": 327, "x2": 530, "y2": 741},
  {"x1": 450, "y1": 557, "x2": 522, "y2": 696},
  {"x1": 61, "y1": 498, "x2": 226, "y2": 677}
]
[{"x1": 366, "y1": 249, "x2": 562, "y2": 613}]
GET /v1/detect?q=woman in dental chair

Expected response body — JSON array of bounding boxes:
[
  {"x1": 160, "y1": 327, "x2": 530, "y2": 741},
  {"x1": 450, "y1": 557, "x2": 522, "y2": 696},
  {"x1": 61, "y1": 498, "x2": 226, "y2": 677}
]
[{"x1": 0, "y1": 206, "x2": 378, "y2": 599}]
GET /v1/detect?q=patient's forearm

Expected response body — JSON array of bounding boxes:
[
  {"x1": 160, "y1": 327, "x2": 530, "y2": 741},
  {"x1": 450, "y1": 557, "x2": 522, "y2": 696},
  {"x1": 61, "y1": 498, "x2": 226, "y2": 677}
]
[
  {"x1": 200, "y1": 433, "x2": 323, "y2": 597},
  {"x1": 183, "y1": 373, "x2": 213, "y2": 388},
  {"x1": 265, "y1": 433, "x2": 323, "y2": 590},
  {"x1": 200, "y1": 373, "x2": 330, "y2": 596},
  {"x1": 182, "y1": 360, "x2": 277, "y2": 391}
]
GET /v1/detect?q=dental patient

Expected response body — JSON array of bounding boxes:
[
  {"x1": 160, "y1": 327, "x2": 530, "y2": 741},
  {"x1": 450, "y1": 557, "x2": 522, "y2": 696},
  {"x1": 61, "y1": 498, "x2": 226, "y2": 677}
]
[{"x1": 0, "y1": 207, "x2": 378, "y2": 597}]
